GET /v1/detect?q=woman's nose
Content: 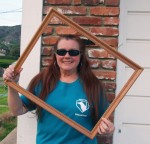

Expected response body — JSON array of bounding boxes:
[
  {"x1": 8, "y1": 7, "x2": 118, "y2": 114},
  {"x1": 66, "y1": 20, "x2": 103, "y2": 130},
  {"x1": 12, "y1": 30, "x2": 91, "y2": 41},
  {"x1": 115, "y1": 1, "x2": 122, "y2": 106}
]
[{"x1": 64, "y1": 52, "x2": 70, "y2": 57}]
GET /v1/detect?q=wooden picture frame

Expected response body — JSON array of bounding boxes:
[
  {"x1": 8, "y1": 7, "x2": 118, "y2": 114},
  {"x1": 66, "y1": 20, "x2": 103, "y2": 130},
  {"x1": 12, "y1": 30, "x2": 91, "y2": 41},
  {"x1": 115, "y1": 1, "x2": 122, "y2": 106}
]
[{"x1": 5, "y1": 8, "x2": 143, "y2": 139}]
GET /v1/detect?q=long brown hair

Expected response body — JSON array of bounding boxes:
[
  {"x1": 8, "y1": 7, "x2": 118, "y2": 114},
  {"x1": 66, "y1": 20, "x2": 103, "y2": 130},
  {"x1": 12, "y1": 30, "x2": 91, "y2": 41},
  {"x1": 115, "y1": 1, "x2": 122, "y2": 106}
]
[{"x1": 28, "y1": 35, "x2": 104, "y2": 124}]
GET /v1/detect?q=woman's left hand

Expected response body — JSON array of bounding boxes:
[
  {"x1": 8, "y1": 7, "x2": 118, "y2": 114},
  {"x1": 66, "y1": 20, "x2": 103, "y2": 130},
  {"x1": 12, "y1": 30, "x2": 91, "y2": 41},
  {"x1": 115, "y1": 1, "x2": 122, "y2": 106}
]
[{"x1": 97, "y1": 118, "x2": 115, "y2": 135}]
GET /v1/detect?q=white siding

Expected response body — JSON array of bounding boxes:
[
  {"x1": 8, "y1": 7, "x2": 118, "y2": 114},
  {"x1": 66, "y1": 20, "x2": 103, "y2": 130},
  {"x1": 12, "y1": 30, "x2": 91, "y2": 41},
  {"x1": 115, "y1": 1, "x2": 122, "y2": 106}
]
[{"x1": 114, "y1": 0, "x2": 150, "y2": 144}]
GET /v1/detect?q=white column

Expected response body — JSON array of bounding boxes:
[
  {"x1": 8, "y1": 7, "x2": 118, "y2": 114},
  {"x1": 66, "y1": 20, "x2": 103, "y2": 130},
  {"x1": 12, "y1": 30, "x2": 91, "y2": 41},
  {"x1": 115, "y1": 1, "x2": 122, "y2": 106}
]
[{"x1": 17, "y1": 0, "x2": 43, "y2": 144}]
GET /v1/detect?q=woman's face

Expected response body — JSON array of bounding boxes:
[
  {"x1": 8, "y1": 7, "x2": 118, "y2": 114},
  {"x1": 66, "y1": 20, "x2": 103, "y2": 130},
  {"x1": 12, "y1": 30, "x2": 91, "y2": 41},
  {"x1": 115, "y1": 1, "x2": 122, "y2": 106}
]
[{"x1": 56, "y1": 39, "x2": 81, "y2": 74}]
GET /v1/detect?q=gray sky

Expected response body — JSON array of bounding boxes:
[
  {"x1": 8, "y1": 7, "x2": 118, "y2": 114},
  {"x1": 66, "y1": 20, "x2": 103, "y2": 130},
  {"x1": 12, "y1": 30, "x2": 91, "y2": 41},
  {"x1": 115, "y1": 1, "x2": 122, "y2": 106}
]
[{"x1": 0, "y1": 0, "x2": 22, "y2": 26}]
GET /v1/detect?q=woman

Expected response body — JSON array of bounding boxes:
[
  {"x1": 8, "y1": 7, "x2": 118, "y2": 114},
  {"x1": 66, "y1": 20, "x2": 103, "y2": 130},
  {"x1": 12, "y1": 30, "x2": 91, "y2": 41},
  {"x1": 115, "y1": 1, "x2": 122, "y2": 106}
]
[{"x1": 3, "y1": 35, "x2": 114, "y2": 144}]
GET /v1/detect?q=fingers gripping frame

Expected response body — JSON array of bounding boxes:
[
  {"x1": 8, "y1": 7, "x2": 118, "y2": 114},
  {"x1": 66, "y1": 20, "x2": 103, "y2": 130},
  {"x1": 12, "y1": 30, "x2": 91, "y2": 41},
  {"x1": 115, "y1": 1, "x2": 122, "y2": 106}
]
[{"x1": 5, "y1": 8, "x2": 143, "y2": 139}]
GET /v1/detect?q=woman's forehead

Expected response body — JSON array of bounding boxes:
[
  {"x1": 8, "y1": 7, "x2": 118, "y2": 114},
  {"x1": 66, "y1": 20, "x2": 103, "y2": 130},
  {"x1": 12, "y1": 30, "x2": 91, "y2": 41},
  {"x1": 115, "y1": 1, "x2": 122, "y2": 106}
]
[{"x1": 58, "y1": 39, "x2": 80, "y2": 48}]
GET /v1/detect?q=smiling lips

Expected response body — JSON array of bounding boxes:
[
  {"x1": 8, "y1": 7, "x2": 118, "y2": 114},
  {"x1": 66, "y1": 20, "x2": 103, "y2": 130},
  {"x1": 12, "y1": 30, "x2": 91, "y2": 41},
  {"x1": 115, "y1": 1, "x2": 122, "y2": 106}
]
[{"x1": 62, "y1": 60, "x2": 73, "y2": 64}]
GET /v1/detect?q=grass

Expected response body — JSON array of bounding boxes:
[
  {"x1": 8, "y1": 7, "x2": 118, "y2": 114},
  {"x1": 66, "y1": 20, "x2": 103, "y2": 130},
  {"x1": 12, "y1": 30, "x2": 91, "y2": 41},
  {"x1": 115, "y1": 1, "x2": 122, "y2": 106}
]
[
  {"x1": 0, "y1": 86, "x2": 6, "y2": 93},
  {"x1": 0, "y1": 96, "x2": 7, "y2": 105},
  {"x1": 0, "y1": 78, "x2": 17, "y2": 141},
  {"x1": 0, "y1": 96, "x2": 9, "y2": 115},
  {"x1": 0, "y1": 107, "x2": 9, "y2": 115},
  {"x1": 0, "y1": 85, "x2": 8, "y2": 96},
  {"x1": 0, "y1": 113, "x2": 17, "y2": 141}
]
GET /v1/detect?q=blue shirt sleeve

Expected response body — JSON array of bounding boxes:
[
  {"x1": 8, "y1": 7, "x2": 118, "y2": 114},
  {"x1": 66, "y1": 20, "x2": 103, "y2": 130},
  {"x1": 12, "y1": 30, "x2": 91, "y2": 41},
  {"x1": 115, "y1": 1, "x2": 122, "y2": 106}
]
[{"x1": 20, "y1": 83, "x2": 41, "y2": 111}]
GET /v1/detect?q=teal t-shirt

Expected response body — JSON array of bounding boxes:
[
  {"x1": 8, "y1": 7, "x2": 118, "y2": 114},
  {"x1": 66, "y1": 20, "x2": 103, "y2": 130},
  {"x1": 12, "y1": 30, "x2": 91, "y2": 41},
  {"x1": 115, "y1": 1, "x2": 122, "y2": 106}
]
[{"x1": 20, "y1": 79, "x2": 108, "y2": 144}]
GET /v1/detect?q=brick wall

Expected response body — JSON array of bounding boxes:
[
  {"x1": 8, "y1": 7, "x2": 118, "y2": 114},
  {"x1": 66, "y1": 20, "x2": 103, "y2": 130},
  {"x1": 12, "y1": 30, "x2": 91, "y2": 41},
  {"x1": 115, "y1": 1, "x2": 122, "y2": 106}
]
[{"x1": 42, "y1": 0, "x2": 120, "y2": 143}]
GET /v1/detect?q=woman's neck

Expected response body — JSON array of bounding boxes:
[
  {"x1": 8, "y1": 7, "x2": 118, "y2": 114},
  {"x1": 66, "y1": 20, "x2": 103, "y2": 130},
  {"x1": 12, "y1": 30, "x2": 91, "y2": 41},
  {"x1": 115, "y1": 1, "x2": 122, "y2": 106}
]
[{"x1": 60, "y1": 71, "x2": 78, "y2": 83}]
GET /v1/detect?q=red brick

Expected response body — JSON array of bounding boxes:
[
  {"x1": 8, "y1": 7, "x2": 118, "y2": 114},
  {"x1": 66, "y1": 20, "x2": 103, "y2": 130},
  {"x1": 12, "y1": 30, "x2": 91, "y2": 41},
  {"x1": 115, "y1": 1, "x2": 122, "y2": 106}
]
[
  {"x1": 41, "y1": 15, "x2": 62, "y2": 24},
  {"x1": 105, "y1": 0, "x2": 119, "y2": 6},
  {"x1": 42, "y1": 46, "x2": 53, "y2": 56},
  {"x1": 102, "y1": 38, "x2": 118, "y2": 47},
  {"x1": 73, "y1": 16, "x2": 102, "y2": 25},
  {"x1": 90, "y1": 7, "x2": 120, "y2": 16},
  {"x1": 106, "y1": 92, "x2": 115, "y2": 102},
  {"x1": 88, "y1": 49, "x2": 115, "y2": 59},
  {"x1": 56, "y1": 6, "x2": 86, "y2": 15},
  {"x1": 103, "y1": 81, "x2": 116, "y2": 91},
  {"x1": 101, "y1": 60, "x2": 116, "y2": 69},
  {"x1": 89, "y1": 59, "x2": 101, "y2": 68},
  {"x1": 73, "y1": 0, "x2": 81, "y2": 5},
  {"x1": 43, "y1": 6, "x2": 51, "y2": 15},
  {"x1": 92, "y1": 70, "x2": 116, "y2": 80},
  {"x1": 44, "y1": 6, "x2": 86, "y2": 15},
  {"x1": 44, "y1": 0, "x2": 71, "y2": 5},
  {"x1": 91, "y1": 27, "x2": 119, "y2": 36},
  {"x1": 82, "y1": 0, "x2": 99, "y2": 5},
  {"x1": 56, "y1": 26, "x2": 79, "y2": 35},
  {"x1": 104, "y1": 17, "x2": 119, "y2": 26},
  {"x1": 42, "y1": 57, "x2": 53, "y2": 67},
  {"x1": 43, "y1": 26, "x2": 53, "y2": 35},
  {"x1": 50, "y1": 16, "x2": 63, "y2": 24},
  {"x1": 99, "y1": 0, "x2": 105, "y2": 4},
  {"x1": 42, "y1": 36, "x2": 58, "y2": 45}
]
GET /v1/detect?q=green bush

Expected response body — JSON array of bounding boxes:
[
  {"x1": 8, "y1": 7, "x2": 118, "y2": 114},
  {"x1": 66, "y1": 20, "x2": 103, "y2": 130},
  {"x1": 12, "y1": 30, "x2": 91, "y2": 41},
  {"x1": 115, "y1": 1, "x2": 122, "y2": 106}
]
[
  {"x1": 0, "y1": 56, "x2": 17, "y2": 60},
  {"x1": 0, "y1": 58, "x2": 17, "y2": 68}
]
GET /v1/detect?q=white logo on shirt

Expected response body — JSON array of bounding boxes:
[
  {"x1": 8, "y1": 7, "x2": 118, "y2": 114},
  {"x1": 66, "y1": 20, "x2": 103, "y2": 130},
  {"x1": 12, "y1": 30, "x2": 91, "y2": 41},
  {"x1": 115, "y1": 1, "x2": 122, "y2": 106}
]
[{"x1": 76, "y1": 99, "x2": 90, "y2": 113}]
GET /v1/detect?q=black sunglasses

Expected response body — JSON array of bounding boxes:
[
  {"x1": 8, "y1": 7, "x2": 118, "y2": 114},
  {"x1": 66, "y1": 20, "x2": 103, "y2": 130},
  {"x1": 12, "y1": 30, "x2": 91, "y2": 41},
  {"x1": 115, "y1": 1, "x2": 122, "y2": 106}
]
[{"x1": 56, "y1": 49, "x2": 80, "y2": 56}]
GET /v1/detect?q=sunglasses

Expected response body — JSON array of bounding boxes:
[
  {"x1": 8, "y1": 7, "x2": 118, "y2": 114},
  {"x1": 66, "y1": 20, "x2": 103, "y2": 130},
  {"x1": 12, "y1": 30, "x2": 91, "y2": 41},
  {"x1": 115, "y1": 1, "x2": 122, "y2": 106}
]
[{"x1": 56, "y1": 49, "x2": 80, "y2": 56}]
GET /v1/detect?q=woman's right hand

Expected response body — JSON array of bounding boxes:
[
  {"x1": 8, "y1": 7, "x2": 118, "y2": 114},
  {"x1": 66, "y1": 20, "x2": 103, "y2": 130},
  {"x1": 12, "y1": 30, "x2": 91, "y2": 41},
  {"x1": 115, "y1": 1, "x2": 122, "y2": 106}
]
[{"x1": 3, "y1": 65, "x2": 22, "y2": 83}]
